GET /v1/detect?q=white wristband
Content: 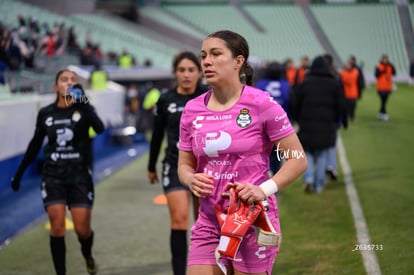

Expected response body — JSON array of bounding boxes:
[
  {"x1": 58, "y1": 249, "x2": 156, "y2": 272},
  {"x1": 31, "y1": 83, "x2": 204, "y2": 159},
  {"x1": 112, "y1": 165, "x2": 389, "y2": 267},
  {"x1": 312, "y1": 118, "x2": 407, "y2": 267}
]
[{"x1": 259, "y1": 179, "x2": 278, "y2": 197}]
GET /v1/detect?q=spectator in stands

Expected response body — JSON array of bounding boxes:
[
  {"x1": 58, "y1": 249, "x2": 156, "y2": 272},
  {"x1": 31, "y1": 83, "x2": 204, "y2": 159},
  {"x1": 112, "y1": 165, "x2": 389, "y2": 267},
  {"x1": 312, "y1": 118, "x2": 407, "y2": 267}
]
[
  {"x1": 28, "y1": 16, "x2": 40, "y2": 33},
  {"x1": 375, "y1": 54, "x2": 396, "y2": 121},
  {"x1": 66, "y1": 26, "x2": 80, "y2": 54},
  {"x1": 89, "y1": 62, "x2": 108, "y2": 91},
  {"x1": 255, "y1": 61, "x2": 291, "y2": 175},
  {"x1": 54, "y1": 25, "x2": 66, "y2": 56},
  {"x1": 178, "y1": 29, "x2": 307, "y2": 275},
  {"x1": 4, "y1": 29, "x2": 24, "y2": 71},
  {"x1": 0, "y1": 61, "x2": 7, "y2": 85},
  {"x1": 11, "y1": 69, "x2": 104, "y2": 275},
  {"x1": 292, "y1": 55, "x2": 346, "y2": 193},
  {"x1": 21, "y1": 31, "x2": 37, "y2": 69},
  {"x1": 17, "y1": 14, "x2": 26, "y2": 28},
  {"x1": 0, "y1": 34, "x2": 10, "y2": 84},
  {"x1": 118, "y1": 49, "x2": 136, "y2": 68},
  {"x1": 349, "y1": 55, "x2": 365, "y2": 98},
  {"x1": 92, "y1": 44, "x2": 103, "y2": 63},
  {"x1": 106, "y1": 51, "x2": 119, "y2": 65},
  {"x1": 147, "y1": 51, "x2": 207, "y2": 275},
  {"x1": 43, "y1": 31, "x2": 56, "y2": 57},
  {"x1": 341, "y1": 59, "x2": 360, "y2": 122},
  {"x1": 144, "y1": 58, "x2": 153, "y2": 67},
  {"x1": 80, "y1": 43, "x2": 96, "y2": 66}
]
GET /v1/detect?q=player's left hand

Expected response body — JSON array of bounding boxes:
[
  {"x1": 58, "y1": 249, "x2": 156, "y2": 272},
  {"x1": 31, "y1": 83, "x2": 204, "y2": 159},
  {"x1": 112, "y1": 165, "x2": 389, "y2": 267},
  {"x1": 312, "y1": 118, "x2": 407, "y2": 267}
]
[{"x1": 234, "y1": 182, "x2": 266, "y2": 204}]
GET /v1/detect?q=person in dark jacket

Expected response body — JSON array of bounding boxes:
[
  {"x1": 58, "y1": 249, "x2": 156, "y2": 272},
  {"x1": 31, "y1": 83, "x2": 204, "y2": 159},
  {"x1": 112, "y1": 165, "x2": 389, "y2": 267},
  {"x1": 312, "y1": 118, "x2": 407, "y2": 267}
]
[{"x1": 292, "y1": 55, "x2": 346, "y2": 193}]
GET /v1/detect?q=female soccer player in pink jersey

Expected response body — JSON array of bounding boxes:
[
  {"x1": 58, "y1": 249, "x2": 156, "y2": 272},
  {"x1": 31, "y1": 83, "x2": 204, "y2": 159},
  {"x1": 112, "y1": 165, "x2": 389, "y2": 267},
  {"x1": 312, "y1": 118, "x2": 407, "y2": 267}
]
[{"x1": 178, "y1": 30, "x2": 308, "y2": 275}]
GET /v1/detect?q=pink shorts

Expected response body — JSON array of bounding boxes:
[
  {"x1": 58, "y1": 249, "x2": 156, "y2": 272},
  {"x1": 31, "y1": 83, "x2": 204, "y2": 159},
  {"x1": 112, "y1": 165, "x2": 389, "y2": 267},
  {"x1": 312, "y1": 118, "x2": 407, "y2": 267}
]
[{"x1": 188, "y1": 220, "x2": 279, "y2": 274}]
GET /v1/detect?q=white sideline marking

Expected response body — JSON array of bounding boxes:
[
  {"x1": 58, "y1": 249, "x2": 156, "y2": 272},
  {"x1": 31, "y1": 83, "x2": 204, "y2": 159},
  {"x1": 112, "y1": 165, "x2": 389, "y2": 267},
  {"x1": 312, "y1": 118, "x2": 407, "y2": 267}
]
[{"x1": 337, "y1": 134, "x2": 382, "y2": 275}]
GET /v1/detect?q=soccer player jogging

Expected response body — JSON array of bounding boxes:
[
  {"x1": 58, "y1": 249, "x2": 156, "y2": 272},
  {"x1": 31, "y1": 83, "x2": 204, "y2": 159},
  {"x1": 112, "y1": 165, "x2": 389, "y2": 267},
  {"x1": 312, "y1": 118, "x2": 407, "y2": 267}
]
[
  {"x1": 11, "y1": 70, "x2": 104, "y2": 275},
  {"x1": 178, "y1": 30, "x2": 308, "y2": 275},
  {"x1": 147, "y1": 51, "x2": 208, "y2": 275}
]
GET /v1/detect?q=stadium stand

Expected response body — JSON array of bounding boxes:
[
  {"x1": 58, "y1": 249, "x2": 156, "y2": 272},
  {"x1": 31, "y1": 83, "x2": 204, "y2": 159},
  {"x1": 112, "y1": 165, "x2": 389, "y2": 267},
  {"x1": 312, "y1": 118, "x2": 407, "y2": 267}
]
[
  {"x1": 410, "y1": 4, "x2": 414, "y2": 25},
  {"x1": 396, "y1": 2, "x2": 414, "y2": 62},
  {"x1": 2, "y1": 0, "x2": 412, "y2": 82},
  {"x1": 242, "y1": 2, "x2": 323, "y2": 66},
  {"x1": 311, "y1": 3, "x2": 409, "y2": 81},
  {"x1": 68, "y1": 13, "x2": 181, "y2": 67},
  {"x1": 163, "y1": 2, "x2": 319, "y2": 63},
  {"x1": 0, "y1": 0, "x2": 179, "y2": 68},
  {"x1": 162, "y1": 2, "x2": 255, "y2": 38},
  {"x1": 139, "y1": 5, "x2": 206, "y2": 40}
]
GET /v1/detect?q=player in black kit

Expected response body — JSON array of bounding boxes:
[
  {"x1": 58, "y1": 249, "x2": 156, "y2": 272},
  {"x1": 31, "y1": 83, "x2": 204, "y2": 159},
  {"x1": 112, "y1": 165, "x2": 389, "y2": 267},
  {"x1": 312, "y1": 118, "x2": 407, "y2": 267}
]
[
  {"x1": 147, "y1": 51, "x2": 207, "y2": 275},
  {"x1": 11, "y1": 70, "x2": 104, "y2": 275}
]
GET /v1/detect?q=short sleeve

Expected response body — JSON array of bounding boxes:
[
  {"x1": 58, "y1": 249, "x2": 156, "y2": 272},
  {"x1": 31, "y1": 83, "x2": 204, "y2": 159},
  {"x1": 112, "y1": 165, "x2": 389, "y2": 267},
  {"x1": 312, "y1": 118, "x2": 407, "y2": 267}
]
[
  {"x1": 261, "y1": 94, "x2": 295, "y2": 142},
  {"x1": 178, "y1": 106, "x2": 193, "y2": 152}
]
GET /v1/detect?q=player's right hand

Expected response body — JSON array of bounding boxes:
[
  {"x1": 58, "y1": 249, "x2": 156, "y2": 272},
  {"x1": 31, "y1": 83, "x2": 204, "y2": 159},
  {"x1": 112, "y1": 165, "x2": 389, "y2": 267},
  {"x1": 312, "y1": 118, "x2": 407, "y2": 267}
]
[{"x1": 11, "y1": 176, "x2": 21, "y2": 192}]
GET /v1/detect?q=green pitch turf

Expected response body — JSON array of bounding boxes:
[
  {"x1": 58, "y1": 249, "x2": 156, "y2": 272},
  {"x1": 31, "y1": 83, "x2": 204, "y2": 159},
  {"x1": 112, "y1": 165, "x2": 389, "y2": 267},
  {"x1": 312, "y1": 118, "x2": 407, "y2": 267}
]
[
  {"x1": 337, "y1": 84, "x2": 414, "y2": 274},
  {"x1": 0, "y1": 84, "x2": 412, "y2": 275},
  {"x1": 275, "y1": 84, "x2": 414, "y2": 275}
]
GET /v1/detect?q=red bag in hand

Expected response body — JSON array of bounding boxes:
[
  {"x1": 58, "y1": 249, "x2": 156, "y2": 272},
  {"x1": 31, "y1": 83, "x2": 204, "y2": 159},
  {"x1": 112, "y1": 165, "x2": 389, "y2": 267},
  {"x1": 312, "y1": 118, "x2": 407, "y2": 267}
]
[{"x1": 216, "y1": 186, "x2": 262, "y2": 258}]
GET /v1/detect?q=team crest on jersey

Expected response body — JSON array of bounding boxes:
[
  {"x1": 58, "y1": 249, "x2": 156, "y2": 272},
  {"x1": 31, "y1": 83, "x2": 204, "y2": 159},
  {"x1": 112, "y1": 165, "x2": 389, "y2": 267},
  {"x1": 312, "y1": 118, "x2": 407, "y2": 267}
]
[
  {"x1": 236, "y1": 108, "x2": 251, "y2": 127},
  {"x1": 72, "y1": 111, "x2": 81, "y2": 122}
]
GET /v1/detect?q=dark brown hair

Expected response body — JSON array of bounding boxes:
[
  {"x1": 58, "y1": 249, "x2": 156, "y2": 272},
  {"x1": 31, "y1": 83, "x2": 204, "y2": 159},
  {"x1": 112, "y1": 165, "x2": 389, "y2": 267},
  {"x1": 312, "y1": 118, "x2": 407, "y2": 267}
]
[
  {"x1": 207, "y1": 30, "x2": 254, "y2": 85},
  {"x1": 172, "y1": 51, "x2": 202, "y2": 73},
  {"x1": 55, "y1": 69, "x2": 76, "y2": 84},
  {"x1": 54, "y1": 69, "x2": 77, "y2": 102}
]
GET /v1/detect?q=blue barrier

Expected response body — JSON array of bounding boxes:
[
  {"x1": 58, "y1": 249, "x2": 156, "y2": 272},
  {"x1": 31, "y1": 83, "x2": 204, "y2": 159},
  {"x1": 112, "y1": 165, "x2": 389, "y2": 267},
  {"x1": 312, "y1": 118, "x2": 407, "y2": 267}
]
[{"x1": 0, "y1": 130, "x2": 148, "y2": 248}]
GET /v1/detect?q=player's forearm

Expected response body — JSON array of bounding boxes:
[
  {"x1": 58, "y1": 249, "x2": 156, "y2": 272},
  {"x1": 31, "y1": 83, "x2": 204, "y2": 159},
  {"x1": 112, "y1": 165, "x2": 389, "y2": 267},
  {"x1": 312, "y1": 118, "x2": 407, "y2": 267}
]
[
  {"x1": 148, "y1": 125, "x2": 164, "y2": 171},
  {"x1": 88, "y1": 110, "x2": 105, "y2": 134},
  {"x1": 177, "y1": 150, "x2": 198, "y2": 187},
  {"x1": 16, "y1": 134, "x2": 44, "y2": 177},
  {"x1": 271, "y1": 156, "x2": 307, "y2": 191},
  {"x1": 178, "y1": 164, "x2": 195, "y2": 187}
]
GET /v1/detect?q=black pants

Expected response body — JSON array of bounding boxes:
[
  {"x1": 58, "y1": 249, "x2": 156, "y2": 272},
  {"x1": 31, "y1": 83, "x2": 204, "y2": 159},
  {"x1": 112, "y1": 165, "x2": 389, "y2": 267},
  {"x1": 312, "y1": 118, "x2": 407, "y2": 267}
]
[
  {"x1": 346, "y1": 99, "x2": 357, "y2": 121},
  {"x1": 377, "y1": 91, "x2": 391, "y2": 114}
]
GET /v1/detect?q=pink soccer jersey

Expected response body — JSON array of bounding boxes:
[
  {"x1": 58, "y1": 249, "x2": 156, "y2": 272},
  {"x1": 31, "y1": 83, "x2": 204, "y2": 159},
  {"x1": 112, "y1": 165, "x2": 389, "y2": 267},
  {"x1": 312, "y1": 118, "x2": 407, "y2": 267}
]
[{"x1": 179, "y1": 85, "x2": 295, "y2": 224}]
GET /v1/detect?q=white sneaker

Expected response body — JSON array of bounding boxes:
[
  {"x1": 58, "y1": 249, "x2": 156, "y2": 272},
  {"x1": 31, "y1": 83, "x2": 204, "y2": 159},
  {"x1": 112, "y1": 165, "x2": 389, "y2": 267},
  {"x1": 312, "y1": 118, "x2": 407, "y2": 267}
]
[{"x1": 377, "y1": 113, "x2": 389, "y2": 121}]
